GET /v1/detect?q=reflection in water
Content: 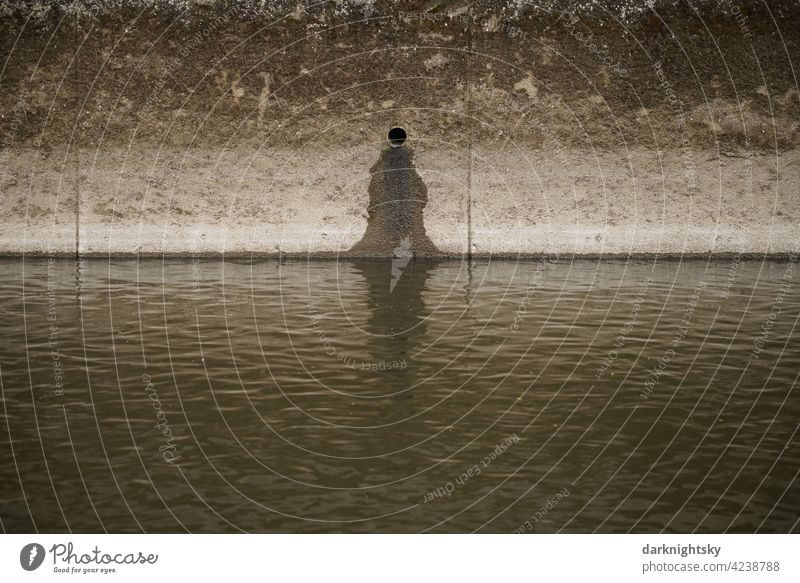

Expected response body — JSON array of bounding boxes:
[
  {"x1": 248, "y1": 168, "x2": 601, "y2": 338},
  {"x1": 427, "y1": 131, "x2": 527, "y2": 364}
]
[{"x1": 350, "y1": 259, "x2": 439, "y2": 389}]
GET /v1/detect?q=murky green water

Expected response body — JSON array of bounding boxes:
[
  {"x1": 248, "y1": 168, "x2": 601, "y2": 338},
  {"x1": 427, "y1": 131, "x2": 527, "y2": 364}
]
[{"x1": 0, "y1": 257, "x2": 798, "y2": 533}]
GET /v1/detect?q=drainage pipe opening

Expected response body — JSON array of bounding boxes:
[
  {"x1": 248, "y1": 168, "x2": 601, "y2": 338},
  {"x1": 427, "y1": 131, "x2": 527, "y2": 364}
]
[{"x1": 388, "y1": 127, "x2": 407, "y2": 148}]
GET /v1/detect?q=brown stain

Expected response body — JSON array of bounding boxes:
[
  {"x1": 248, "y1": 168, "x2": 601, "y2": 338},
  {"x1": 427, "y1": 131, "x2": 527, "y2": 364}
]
[{"x1": 349, "y1": 145, "x2": 438, "y2": 257}]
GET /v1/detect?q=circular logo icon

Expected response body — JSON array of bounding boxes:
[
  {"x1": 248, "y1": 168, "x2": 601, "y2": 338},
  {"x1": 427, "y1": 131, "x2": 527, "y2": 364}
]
[{"x1": 20, "y1": 543, "x2": 46, "y2": 571}]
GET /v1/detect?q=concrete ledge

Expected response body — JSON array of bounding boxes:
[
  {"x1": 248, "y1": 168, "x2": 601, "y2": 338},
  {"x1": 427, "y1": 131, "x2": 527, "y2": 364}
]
[{"x1": 2, "y1": 225, "x2": 798, "y2": 258}]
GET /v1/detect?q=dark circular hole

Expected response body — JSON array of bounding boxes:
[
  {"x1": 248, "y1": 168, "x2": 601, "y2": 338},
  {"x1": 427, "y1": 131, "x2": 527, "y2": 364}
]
[{"x1": 388, "y1": 127, "x2": 407, "y2": 148}]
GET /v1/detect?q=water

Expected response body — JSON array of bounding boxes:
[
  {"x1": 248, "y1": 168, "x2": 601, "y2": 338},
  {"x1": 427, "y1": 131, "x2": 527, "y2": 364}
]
[{"x1": 0, "y1": 257, "x2": 798, "y2": 533}]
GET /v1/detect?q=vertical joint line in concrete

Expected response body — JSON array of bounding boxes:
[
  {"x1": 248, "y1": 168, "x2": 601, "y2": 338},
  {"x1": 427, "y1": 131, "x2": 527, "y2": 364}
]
[
  {"x1": 467, "y1": 142, "x2": 473, "y2": 263},
  {"x1": 75, "y1": 147, "x2": 80, "y2": 260},
  {"x1": 466, "y1": 4, "x2": 473, "y2": 264}
]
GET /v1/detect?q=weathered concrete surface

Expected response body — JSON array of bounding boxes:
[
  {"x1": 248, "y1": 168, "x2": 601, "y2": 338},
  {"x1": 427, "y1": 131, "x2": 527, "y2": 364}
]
[{"x1": 1, "y1": 1, "x2": 799, "y2": 256}]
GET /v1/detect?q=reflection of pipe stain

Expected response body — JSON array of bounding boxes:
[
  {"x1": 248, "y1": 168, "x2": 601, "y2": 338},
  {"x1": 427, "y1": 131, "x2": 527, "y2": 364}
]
[
  {"x1": 349, "y1": 258, "x2": 438, "y2": 395},
  {"x1": 350, "y1": 146, "x2": 438, "y2": 256}
]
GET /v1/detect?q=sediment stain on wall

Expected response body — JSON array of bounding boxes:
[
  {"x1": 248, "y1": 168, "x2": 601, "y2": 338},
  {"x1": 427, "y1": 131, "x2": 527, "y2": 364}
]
[{"x1": 349, "y1": 146, "x2": 439, "y2": 257}]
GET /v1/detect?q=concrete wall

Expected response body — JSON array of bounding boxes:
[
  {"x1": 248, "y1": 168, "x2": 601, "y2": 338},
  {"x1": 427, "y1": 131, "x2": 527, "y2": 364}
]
[{"x1": 1, "y1": 1, "x2": 799, "y2": 257}]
